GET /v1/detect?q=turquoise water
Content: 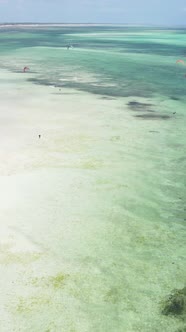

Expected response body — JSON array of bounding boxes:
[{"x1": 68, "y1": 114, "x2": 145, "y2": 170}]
[
  {"x1": 0, "y1": 26, "x2": 186, "y2": 98},
  {"x1": 0, "y1": 26, "x2": 185, "y2": 332}
]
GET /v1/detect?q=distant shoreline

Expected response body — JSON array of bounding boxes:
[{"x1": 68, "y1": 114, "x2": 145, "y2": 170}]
[
  {"x1": 0, "y1": 23, "x2": 136, "y2": 28},
  {"x1": 0, "y1": 23, "x2": 186, "y2": 29}
]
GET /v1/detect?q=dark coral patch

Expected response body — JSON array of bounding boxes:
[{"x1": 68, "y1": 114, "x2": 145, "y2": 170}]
[
  {"x1": 135, "y1": 113, "x2": 171, "y2": 120},
  {"x1": 170, "y1": 96, "x2": 180, "y2": 101},
  {"x1": 127, "y1": 101, "x2": 153, "y2": 112},
  {"x1": 161, "y1": 287, "x2": 186, "y2": 317},
  {"x1": 128, "y1": 101, "x2": 153, "y2": 107}
]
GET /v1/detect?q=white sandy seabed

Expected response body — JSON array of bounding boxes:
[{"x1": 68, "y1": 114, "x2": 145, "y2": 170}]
[{"x1": 0, "y1": 69, "x2": 185, "y2": 332}]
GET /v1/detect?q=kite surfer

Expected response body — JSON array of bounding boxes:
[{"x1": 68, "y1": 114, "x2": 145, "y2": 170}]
[
  {"x1": 176, "y1": 59, "x2": 185, "y2": 65},
  {"x1": 23, "y1": 66, "x2": 30, "y2": 73},
  {"x1": 176, "y1": 60, "x2": 186, "y2": 77}
]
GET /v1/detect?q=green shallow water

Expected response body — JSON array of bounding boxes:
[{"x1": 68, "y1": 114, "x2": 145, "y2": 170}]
[
  {"x1": 0, "y1": 26, "x2": 186, "y2": 98},
  {"x1": 0, "y1": 26, "x2": 185, "y2": 332}
]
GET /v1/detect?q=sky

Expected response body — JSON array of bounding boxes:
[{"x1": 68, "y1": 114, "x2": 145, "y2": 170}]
[{"x1": 0, "y1": 0, "x2": 186, "y2": 25}]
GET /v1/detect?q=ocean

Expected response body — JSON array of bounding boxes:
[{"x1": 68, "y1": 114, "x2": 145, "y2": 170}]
[{"x1": 0, "y1": 25, "x2": 185, "y2": 332}]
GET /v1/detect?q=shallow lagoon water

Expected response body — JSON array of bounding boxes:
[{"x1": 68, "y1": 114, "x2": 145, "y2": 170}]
[{"x1": 0, "y1": 26, "x2": 185, "y2": 332}]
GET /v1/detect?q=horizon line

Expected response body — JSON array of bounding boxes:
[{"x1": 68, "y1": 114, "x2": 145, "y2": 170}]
[{"x1": 0, "y1": 22, "x2": 186, "y2": 27}]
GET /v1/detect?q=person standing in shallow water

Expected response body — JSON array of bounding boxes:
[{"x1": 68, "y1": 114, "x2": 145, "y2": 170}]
[{"x1": 39, "y1": 135, "x2": 41, "y2": 139}]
